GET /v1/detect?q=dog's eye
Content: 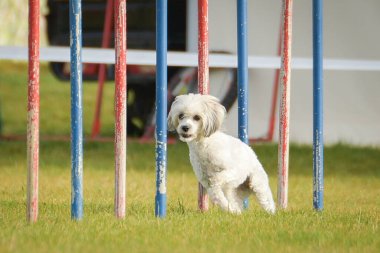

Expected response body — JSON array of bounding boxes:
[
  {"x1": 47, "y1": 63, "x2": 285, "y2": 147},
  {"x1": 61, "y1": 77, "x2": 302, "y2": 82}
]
[
  {"x1": 179, "y1": 113, "x2": 184, "y2": 120},
  {"x1": 193, "y1": 115, "x2": 201, "y2": 121}
]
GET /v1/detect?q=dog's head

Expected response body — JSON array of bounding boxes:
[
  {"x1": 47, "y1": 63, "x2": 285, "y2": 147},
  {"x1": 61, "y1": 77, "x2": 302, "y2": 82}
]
[{"x1": 167, "y1": 93, "x2": 226, "y2": 142}]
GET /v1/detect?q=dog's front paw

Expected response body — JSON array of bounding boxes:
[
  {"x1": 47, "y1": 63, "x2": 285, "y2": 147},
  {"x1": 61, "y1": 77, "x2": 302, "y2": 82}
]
[
  {"x1": 228, "y1": 203, "x2": 242, "y2": 215},
  {"x1": 265, "y1": 203, "x2": 276, "y2": 215}
]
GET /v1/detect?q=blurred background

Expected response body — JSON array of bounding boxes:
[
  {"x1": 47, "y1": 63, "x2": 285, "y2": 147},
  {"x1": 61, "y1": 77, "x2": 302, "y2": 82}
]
[{"x1": 0, "y1": 0, "x2": 379, "y2": 145}]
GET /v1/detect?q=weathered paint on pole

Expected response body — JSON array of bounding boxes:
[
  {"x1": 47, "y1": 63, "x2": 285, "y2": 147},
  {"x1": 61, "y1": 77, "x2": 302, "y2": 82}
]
[
  {"x1": 278, "y1": 0, "x2": 293, "y2": 210},
  {"x1": 27, "y1": 0, "x2": 40, "y2": 223},
  {"x1": 91, "y1": 0, "x2": 114, "y2": 138},
  {"x1": 69, "y1": 0, "x2": 83, "y2": 220},
  {"x1": 237, "y1": 0, "x2": 248, "y2": 144},
  {"x1": 313, "y1": 0, "x2": 324, "y2": 211},
  {"x1": 197, "y1": 0, "x2": 209, "y2": 212},
  {"x1": 198, "y1": 0, "x2": 209, "y2": 95},
  {"x1": 114, "y1": 0, "x2": 127, "y2": 219},
  {"x1": 237, "y1": 0, "x2": 249, "y2": 209},
  {"x1": 155, "y1": 0, "x2": 168, "y2": 218}
]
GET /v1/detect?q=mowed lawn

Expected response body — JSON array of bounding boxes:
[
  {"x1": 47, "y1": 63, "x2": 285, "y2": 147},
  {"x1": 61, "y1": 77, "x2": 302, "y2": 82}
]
[{"x1": 0, "y1": 62, "x2": 379, "y2": 253}]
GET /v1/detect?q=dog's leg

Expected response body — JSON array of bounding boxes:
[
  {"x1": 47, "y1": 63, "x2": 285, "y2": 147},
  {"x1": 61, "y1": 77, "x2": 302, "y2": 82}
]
[
  {"x1": 224, "y1": 187, "x2": 243, "y2": 214},
  {"x1": 208, "y1": 185, "x2": 230, "y2": 211},
  {"x1": 251, "y1": 182, "x2": 276, "y2": 214}
]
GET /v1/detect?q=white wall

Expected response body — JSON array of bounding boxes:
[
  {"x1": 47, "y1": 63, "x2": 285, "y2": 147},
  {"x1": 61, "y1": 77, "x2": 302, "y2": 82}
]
[{"x1": 189, "y1": 0, "x2": 380, "y2": 146}]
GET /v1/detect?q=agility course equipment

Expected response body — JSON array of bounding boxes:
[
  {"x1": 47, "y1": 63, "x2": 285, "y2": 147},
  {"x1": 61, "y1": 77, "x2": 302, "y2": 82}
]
[
  {"x1": 237, "y1": 0, "x2": 248, "y2": 145},
  {"x1": 155, "y1": 0, "x2": 168, "y2": 218},
  {"x1": 313, "y1": 0, "x2": 324, "y2": 211},
  {"x1": 237, "y1": 0, "x2": 249, "y2": 209},
  {"x1": 197, "y1": 0, "x2": 210, "y2": 212},
  {"x1": 27, "y1": 0, "x2": 40, "y2": 223},
  {"x1": 277, "y1": 0, "x2": 293, "y2": 210},
  {"x1": 114, "y1": 0, "x2": 127, "y2": 219},
  {"x1": 176, "y1": 0, "x2": 323, "y2": 213},
  {"x1": 69, "y1": 0, "x2": 84, "y2": 221},
  {"x1": 26, "y1": 0, "x2": 325, "y2": 221},
  {"x1": 27, "y1": 0, "x2": 127, "y2": 221},
  {"x1": 277, "y1": 0, "x2": 324, "y2": 210},
  {"x1": 69, "y1": 0, "x2": 128, "y2": 220}
]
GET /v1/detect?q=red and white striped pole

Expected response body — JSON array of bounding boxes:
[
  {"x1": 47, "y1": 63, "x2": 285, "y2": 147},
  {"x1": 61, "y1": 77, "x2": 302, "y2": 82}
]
[
  {"x1": 114, "y1": 0, "x2": 127, "y2": 218},
  {"x1": 278, "y1": 0, "x2": 293, "y2": 209},
  {"x1": 197, "y1": 0, "x2": 209, "y2": 211},
  {"x1": 27, "y1": 0, "x2": 40, "y2": 223}
]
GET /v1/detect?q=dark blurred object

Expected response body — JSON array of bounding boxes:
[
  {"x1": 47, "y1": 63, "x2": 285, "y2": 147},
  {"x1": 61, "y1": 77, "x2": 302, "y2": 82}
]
[
  {"x1": 46, "y1": 0, "x2": 186, "y2": 136},
  {"x1": 46, "y1": 0, "x2": 186, "y2": 80}
]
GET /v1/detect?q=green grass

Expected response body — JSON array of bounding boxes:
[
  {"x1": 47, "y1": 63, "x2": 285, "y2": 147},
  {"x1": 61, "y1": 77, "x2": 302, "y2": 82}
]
[
  {"x1": 1, "y1": 142, "x2": 379, "y2": 253},
  {"x1": 0, "y1": 61, "x2": 116, "y2": 136},
  {"x1": 0, "y1": 62, "x2": 380, "y2": 252}
]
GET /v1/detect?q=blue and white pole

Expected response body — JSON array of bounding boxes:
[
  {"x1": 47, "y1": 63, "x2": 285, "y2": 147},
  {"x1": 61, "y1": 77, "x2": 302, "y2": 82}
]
[
  {"x1": 69, "y1": 0, "x2": 83, "y2": 220},
  {"x1": 237, "y1": 0, "x2": 248, "y2": 144},
  {"x1": 155, "y1": 0, "x2": 168, "y2": 218},
  {"x1": 313, "y1": 0, "x2": 324, "y2": 211},
  {"x1": 237, "y1": 0, "x2": 249, "y2": 209}
]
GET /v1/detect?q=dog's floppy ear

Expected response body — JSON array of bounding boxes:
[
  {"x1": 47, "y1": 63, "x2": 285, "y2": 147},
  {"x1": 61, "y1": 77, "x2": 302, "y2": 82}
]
[
  {"x1": 167, "y1": 109, "x2": 176, "y2": 132},
  {"x1": 167, "y1": 95, "x2": 183, "y2": 131},
  {"x1": 202, "y1": 95, "x2": 226, "y2": 137}
]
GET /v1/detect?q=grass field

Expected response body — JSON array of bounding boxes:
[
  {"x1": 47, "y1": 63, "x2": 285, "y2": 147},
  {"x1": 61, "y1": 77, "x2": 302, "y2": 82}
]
[{"x1": 0, "y1": 62, "x2": 380, "y2": 252}]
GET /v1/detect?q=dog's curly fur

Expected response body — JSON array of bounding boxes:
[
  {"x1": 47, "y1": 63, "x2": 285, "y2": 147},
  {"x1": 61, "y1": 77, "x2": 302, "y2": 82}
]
[{"x1": 168, "y1": 94, "x2": 276, "y2": 214}]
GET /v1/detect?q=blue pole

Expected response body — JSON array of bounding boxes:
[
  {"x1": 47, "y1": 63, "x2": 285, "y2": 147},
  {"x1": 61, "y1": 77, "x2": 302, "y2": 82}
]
[
  {"x1": 70, "y1": 0, "x2": 83, "y2": 220},
  {"x1": 313, "y1": 0, "x2": 324, "y2": 211},
  {"x1": 237, "y1": 0, "x2": 249, "y2": 209},
  {"x1": 155, "y1": 0, "x2": 167, "y2": 218}
]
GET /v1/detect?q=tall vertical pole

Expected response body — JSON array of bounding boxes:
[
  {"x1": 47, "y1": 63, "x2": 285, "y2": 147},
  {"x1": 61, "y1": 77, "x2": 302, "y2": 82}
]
[
  {"x1": 197, "y1": 0, "x2": 209, "y2": 212},
  {"x1": 155, "y1": 0, "x2": 168, "y2": 218},
  {"x1": 237, "y1": 0, "x2": 249, "y2": 209},
  {"x1": 27, "y1": 0, "x2": 40, "y2": 223},
  {"x1": 237, "y1": 0, "x2": 248, "y2": 144},
  {"x1": 313, "y1": 0, "x2": 324, "y2": 211},
  {"x1": 70, "y1": 0, "x2": 83, "y2": 220},
  {"x1": 114, "y1": 0, "x2": 127, "y2": 219},
  {"x1": 198, "y1": 0, "x2": 209, "y2": 95},
  {"x1": 278, "y1": 0, "x2": 293, "y2": 209}
]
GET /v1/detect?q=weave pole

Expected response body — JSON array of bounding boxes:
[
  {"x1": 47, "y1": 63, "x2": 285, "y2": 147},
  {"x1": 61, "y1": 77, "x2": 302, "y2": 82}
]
[
  {"x1": 155, "y1": 0, "x2": 168, "y2": 218},
  {"x1": 237, "y1": 0, "x2": 249, "y2": 209},
  {"x1": 197, "y1": 0, "x2": 209, "y2": 212},
  {"x1": 277, "y1": 0, "x2": 293, "y2": 209},
  {"x1": 69, "y1": 0, "x2": 83, "y2": 220},
  {"x1": 27, "y1": 0, "x2": 40, "y2": 223},
  {"x1": 114, "y1": 0, "x2": 127, "y2": 219},
  {"x1": 313, "y1": 0, "x2": 324, "y2": 211}
]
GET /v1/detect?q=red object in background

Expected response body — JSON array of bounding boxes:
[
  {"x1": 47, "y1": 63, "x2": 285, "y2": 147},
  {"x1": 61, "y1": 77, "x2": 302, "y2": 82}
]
[
  {"x1": 251, "y1": 25, "x2": 282, "y2": 143},
  {"x1": 91, "y1": 0, "x2": 114, "y2": 138}
]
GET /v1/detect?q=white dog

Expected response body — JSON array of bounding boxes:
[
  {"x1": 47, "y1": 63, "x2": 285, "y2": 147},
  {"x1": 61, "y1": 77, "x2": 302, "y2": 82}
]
[{"x1": 168, "y1": 94, "x2": 276, "y2": 214}]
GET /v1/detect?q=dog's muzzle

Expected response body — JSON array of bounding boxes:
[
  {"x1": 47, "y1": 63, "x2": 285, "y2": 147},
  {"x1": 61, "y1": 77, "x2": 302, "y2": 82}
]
[
  {"x1": 180, "y1": 133, "x2": 192, "y2": 138},
  {"x1": 178, "y1": 126, "x2": 194, "y2": 140}
]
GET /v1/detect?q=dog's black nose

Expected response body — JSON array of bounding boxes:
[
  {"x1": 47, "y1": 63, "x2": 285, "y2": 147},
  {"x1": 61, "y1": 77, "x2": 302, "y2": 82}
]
[{"x1": 181, "y1": 126, "x2": 189, "y2": 132}]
